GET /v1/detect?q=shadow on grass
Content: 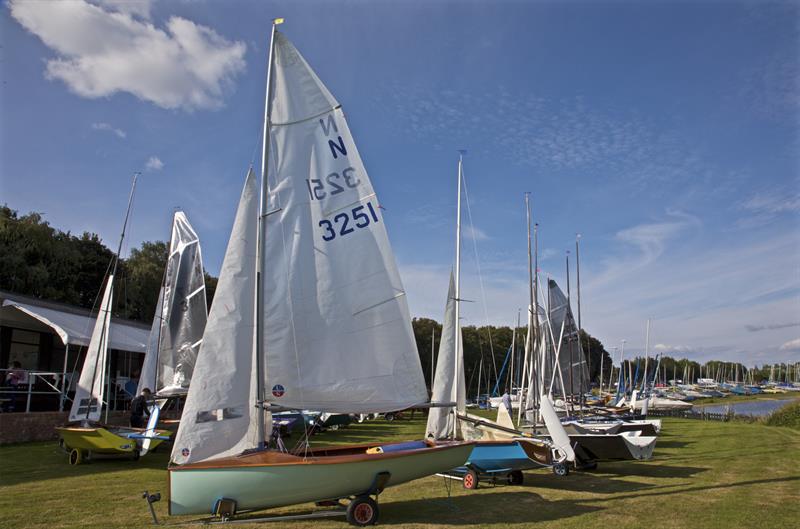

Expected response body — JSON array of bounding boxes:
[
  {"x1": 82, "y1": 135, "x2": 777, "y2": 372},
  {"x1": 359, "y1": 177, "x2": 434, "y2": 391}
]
[
  {"x1": 379, "y1": 491, "x2": 602, "y2": 525},
  {"x1": 599, "y1": 462, "x2": 707, "y2": 479},
  {"x1": 0, "y1": 441, "x2": 172, "y2": 487},
  {"x1": 622, "y1": 475, "x2": 800, "y2": 500},
  {"x1": 655, "y1": 440, "x2": 693, "y2": 449}
]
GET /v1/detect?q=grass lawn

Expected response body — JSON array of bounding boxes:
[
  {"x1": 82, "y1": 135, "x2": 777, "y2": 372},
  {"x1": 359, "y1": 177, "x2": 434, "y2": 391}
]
[{"x1": 1, "y1": 414, "x2": 798, "y2": 529}]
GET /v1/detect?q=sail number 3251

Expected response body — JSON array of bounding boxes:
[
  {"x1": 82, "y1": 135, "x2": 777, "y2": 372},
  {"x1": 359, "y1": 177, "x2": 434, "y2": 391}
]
[
  {"x1": 306, "y1": 168, "x2": 359, "y2": 200},
  {"x1": 318, "y1": 202, "x2": 379, "y2": 242}
]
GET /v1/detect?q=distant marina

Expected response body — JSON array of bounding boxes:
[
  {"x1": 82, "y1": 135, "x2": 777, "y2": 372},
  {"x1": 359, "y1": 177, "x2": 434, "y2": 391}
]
[{"x1": 694, "y1": 397, "x2": 800, "y2": 417}]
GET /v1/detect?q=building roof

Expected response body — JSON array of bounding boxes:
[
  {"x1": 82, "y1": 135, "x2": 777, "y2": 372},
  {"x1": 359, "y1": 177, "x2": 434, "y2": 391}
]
[{"x1": 0, "y1": 290, "x2": 150, "y2": 353}]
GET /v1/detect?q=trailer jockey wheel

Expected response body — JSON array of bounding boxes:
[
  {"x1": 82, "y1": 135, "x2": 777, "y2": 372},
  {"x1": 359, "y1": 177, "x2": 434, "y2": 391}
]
[
  {"x1": 507, "y1": 470, "x2": 524, "y2": 485},
  {"x1": 68, "y1": 448, "x2": 83, "y2": 465},
  {"x1": 552, "y1": 462, "x2": 569, "y2": 477},
  {"x1": 347, "y1": 496, "x2": 379, "y2": 526},
  {"x1": 462, "y1": 469, "x2": 479, "y2": 490}
]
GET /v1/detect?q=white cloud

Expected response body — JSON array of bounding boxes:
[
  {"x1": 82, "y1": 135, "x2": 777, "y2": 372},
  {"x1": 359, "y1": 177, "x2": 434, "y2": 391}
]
[
  {"x1": 145, "y1": 156, "x2": 164, "y2": 171},
  {"x1": 780, "y1": 338, "x2": 800, "y2": 352},
  {"x1": 94, "y1": 0, "x2": 152, "y2": 20},
  {"x1": 9, "y1": 0, "x2": 246, "y2": 111},
  {"x1": 91, "y1": 121, "x2": 126, "y2": 138},
  {"x1": 740, "y1": 191, "x2": 800, "y2": 215},
  {"x1": 746, "y1": 322, "x2": 800, "y2": 332}
]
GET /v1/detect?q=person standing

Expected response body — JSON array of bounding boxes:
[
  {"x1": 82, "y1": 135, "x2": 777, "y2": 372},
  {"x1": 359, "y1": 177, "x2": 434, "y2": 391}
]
[{"x1": 130, "y1": 388, "x2": 152, "y2": 428}]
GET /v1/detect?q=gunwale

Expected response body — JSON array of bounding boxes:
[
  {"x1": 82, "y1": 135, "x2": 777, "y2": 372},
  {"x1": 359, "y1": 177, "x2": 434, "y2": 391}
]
[{"x1": 168, "y1": 439, "x2": 474, "y2": 470}]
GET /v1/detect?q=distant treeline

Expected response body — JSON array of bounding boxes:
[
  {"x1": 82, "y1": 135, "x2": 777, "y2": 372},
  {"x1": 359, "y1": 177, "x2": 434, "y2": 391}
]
[
  {"x1": 2, "y1": 205, "x2": 791, "y2": 390},
  {"x1": 0, "y1": 205, "x2": 217, "y2": 322}
]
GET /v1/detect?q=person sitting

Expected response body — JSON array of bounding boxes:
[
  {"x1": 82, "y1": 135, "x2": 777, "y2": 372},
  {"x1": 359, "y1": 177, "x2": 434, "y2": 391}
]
[
  {"x1": 4, "y1": 361, "x2": 25, "y2": 412},
  {"x1": 130, "y1": 388, "x2": 152, "y2": 428}
]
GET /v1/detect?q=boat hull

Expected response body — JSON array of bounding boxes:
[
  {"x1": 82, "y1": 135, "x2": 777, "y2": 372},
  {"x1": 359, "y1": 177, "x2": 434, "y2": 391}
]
[
  {"x1": 56, "y1": 425, "x2": 170, "y2": 454},
  {"x1": 459, "y1": 439, "x2": 551, "y2": 474},
  {"x1": 169, "y1": 440, "x2": 473, "y2": 515}
]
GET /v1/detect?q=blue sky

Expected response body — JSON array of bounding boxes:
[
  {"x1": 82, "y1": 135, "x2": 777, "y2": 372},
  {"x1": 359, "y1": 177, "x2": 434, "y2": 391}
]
[{"x1": 1, "y1": 0, "x2": 798, "y2": 365}]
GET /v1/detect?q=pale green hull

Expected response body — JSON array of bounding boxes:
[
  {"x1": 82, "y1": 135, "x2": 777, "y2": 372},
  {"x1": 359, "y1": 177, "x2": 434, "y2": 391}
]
[{"x1": 169, "y1": 442, "x2": 473, "y2": 515}]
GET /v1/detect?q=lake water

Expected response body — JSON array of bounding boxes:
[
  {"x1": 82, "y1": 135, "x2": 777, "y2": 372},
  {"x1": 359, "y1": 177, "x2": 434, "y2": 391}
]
[{"x1": 695, "y1": 398, "x2": 799, "y2": 417}]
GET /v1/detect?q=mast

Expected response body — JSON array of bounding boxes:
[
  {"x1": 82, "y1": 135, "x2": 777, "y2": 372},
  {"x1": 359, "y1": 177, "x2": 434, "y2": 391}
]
[
  {"x1": 430, "y1": 325, "x2": 436, "y2": 393},
  {"x1": 509, "y1": 315, "x2": 516, "y2": 393},
  {"x1": 575, "y1": 233, "x2": 587, "y2": 403},
  {"x1": 533, "y1": 221, "x2": 541, "y2": 413},
  {"x1": 452, "y1": 151, "x2": 464, "y2": 438},
  {"x1": 644, "y1": 319, "x2": 650, "y2": 395},
  {"x1": 515, "y1": 309, "x2": 522, "y2": 387},
  {"x1": 96, "y1": 173, "x2": 137, "y2": 422},
  {"x1": 524, "y1": 193, "x2": 537, "y2": 421},
  {"x1": 256, "y1": 17, "x2": 283, "y2": 447},
  {"x1": 565, "y1": 250, "x2": 575, "y2": 411}
]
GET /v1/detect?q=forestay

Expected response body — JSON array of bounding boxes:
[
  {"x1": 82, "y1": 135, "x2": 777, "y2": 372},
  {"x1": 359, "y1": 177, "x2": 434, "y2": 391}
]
[
  {"x1": 261, "y1": 31, "x2": 428, "y2": 413},
  {"x1": 156, "y1": 212, "x2": 208, "y2": 397},
  {"x1": 426, "y1": 272, "x2": 465, "y2": 440},
  {"x1": 137, "y1": 286, "x2": 164, "y2": 396},
  {"x1": 68, "y1": 275, "x2": 114, "y2": 423},
  {"x1": 171, "y1": 172, "x2": 262, "y2": 465}
]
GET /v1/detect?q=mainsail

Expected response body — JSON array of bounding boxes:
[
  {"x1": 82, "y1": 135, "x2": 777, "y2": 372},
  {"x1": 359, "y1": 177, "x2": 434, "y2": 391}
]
[
  {"x1": 137, "y1": 286, "x2": 164, "y2": 396},
  {"x1": 156, "y1": 211, "x2": 208, "y2": 396},
  {"x1": 542, "y1": 279, "x2": 588, "y2": 398},
  {"x1": 426, "y1": 272, "x2": 466, "y2": 440},
  {"x1": 260, "y1": 32, "x2": 428, "y2": 413},
  {"x1": 171, "y1": 171, "x2": 261, "y2": 465},
  {"x1": 69, "y1": 275, "x2": 114, "y2": 423}
]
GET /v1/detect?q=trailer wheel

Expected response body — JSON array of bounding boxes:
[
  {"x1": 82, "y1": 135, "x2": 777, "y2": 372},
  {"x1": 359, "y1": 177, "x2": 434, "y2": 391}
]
[
  {"x1": 347, "y1": 496, "x2": 379, "y2": 526},
  {"x1": 384, "y1": 413, "x2": 395, "y2": 422},
  {"x1": 463, "y1": 469, "x2": 479, "y2": 490},
  {"x1": 553, "y1": 462, "x2": 569, "y2": 477},
  {"x1": 68, "y1": 448, "x2": 83, "y2": 465},
  {"x1": 131, "y1": 449, "x2": 141, "y2": 461},
  {"x1": 508, "y1": 470, "x2": 524, "y2": 485}
]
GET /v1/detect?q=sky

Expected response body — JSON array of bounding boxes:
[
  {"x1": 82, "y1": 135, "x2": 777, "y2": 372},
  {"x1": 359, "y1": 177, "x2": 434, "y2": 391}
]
[{"x1": 1, "y1": 0, "x2": 798, "y2": 366}]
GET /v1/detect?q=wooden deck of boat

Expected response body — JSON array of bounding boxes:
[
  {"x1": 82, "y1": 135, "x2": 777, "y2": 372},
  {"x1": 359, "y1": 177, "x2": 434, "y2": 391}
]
[{"x1": 170, "y1": 440, "x2": 471, "y2": 470}]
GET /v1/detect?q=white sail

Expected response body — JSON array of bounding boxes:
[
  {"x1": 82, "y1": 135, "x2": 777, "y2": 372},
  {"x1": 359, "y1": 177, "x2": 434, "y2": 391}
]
[
  {"x1": 171, "y1": 171, "x2": 262, "y2": 465},
  {"x1": 260, "y1": 31, "x2": 427, "y2": 413},
  {"x1": 426, "y1": 272, "x2": 465, "y2": 440},
  {"x1": 156, "y1": 211, "x2": 208, "y2": 397},
  {"x1": 137, "y1": 286, "x2": 164, "y2": 396},
  {"x1": 69, "y1": 274, "x2": 114, "y2": 423}
]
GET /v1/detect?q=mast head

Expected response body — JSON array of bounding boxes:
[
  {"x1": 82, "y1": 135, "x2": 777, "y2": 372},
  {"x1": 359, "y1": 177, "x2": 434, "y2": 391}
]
[{"x1": 273, "y1": 17, "x2": 285, "y2": 26}]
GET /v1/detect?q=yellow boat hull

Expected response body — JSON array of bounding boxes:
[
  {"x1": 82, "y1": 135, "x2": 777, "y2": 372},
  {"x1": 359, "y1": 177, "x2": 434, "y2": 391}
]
[{"x1": 56, "y1": 425, "x2": 170, "y2": 463}]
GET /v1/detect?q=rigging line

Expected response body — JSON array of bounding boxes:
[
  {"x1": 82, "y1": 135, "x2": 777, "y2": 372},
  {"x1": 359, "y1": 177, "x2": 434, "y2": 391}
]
[{"x1": 460, "y1": 170, "x2": 498, "y2": 383}]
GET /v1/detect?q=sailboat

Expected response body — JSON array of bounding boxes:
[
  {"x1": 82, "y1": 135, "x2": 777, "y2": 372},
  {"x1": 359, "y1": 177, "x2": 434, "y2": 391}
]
[
  {"x1": 528, "y1": 279, "x2": 658, "y2": 464},
  {"x1": 56, "y1": 176, "x2": 171, "y2": 465},
  {"x1": 135, "y1": 211, "x2": 208, "y2": 451},
  {"x1": 167, "y1": 21, "x2": 473, "y2": 525},
  {"x1": 426, "y1": 155, "x2": 570, "y2": 489}
]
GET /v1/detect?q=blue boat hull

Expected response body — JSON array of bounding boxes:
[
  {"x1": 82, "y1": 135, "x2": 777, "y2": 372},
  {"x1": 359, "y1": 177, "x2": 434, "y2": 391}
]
[{"x1": 454, "y1": 440, "x2": 551, "y2": 474}]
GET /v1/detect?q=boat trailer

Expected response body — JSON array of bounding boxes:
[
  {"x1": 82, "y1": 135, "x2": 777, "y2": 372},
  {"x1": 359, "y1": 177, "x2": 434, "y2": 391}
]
[{"x1": 141, "y1": 471, "x2": 392, "y2": 527}]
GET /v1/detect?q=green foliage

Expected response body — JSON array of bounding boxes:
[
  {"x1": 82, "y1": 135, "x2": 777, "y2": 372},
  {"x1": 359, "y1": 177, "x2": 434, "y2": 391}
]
[
  {"x1": 0, "y1": 205, "x2": 115, "y2": 307},
  {"x1": 413, "y1": 316, "x2": 612, "y2": 395},
  {"x1": 0, "y1": 205, "x2": 218, "y2": 323},
  {"x1": 766, "y1": 400, "x2": 800, "y2": 429},
  {"x1": 122, "y1": 241, "x2": 168, "y2": 321}
]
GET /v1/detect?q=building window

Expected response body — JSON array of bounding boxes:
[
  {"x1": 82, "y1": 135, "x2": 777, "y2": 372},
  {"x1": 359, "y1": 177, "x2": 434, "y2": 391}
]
[{"x1": 9, "y1": 329, "x2": 40, "y2": 371}]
